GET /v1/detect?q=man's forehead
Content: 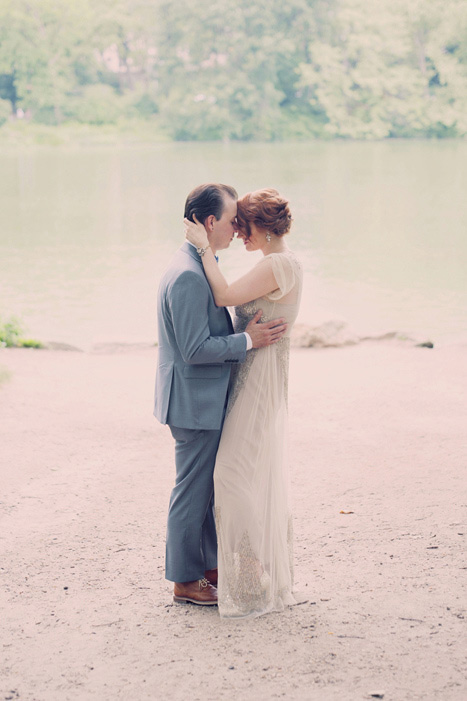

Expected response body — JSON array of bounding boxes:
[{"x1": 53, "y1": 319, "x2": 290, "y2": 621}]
[{"x1": 223, "y1": 196, "x2": 237, "y2": 216}]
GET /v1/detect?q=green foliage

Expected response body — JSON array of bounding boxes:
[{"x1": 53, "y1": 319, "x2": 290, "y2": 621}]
[
  {"x1": 64, "y1": 85, "x2": 124, "y2": 125},
  {"x1": 0, "y1": 316, "x2": 23, "y2": 347},
  {"x1": 18, "y1": 339, "x2": 44, "y2": 349},
  {"x1": 0, "y1": 316, "x2": 43, "y2": 348},
  {"x1": 131, "y1": 91, "x2": 158, "y2": 118},
  {"x1": 0, "y1": 97, "x2": 11, "y2": 125},
  {"x1": 0, "y1": 0, "x2": 466, "y2": 139},
  {"x1": 0, "y1": 73, "x2": 16, "y2": 105},
  {"x1": 156, "y1": 0, "x2": 318, "y2": 141}
]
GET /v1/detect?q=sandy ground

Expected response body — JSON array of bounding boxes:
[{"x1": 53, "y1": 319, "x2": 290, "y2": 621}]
[{"x1": 0, "y1": 343, "x2": 466, "y2": 701}]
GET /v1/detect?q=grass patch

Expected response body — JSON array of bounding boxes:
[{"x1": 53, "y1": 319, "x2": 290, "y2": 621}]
[
  {"x1": 18, "y1": 338, "x2": 44, "y2": 349},
  {"x1": 0, "y1": 119, "x2": 170, "y2": 148}
]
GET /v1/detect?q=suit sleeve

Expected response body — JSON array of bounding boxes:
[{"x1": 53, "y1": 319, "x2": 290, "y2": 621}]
[{"x1": 168, "y1": 270, "x2": 247, "y2": 365}]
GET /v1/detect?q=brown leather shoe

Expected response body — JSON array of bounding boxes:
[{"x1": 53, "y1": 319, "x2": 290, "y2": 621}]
[
  {"x1": 173, "y1": 578, "x2": 218, "y2": 606},
  {"x1": 204, "y1": 568, "x2": 218, "y2": 586}
]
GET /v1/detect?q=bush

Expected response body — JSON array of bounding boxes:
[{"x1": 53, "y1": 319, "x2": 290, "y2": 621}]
[
  {"x1": 0, "y1": 316, "x2": 43, "y2": 348},
  {"x1": 132, "y1": 92, "x2": 158, "y2": 118},
  {"x1": 0, "y1": 316, "x2": 23, "y2": 346},
  {"x1": 19, "y1": 339, "x2": 44, "y2": 349},
  {"x1": 64, "y1": 85, "x2": 124, "y2": 125}
]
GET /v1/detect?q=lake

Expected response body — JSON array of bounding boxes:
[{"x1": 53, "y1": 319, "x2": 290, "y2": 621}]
[{"x1": 1, "y1": 140, "x2": 466, "y2": 349}]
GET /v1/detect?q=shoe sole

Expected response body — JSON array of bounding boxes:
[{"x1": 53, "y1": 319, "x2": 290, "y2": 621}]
[{"x1": 173, "y1": 595, "x2": 218, "y2": 606}]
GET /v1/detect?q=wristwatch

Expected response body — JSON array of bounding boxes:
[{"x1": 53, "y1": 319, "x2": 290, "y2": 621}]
[{"x1": 196, "y1": 245, "x2": 211, "y2": 257}]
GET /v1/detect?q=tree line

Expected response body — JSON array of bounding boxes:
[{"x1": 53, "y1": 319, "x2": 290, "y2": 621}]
[{"x1": 0, "y1": 0, "x2": 466, "y2": 140}]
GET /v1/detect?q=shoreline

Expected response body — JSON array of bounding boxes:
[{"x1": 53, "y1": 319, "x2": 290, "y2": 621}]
[{"x1": 0, "y1": 321, "x2": 443, "y2": 356}]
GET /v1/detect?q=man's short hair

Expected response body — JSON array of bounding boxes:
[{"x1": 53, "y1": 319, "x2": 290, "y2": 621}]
[{"x1": 184, "y1": 183, "x2": 238, "y2": 224}]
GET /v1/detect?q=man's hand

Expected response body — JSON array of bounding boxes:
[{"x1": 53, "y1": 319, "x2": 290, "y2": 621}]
[{"x1": 246, "y1": 310, "x2": 287, "y2": 349}]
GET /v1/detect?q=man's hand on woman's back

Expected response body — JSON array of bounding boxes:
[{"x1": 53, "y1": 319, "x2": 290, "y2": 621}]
[{"x1": 246, "y1": 310, "x2": 287, "y2": 349}]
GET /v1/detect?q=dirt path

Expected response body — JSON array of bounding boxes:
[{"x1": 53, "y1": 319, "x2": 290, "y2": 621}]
[{"x1": 1, "y1": 344, "x2": 466, "y2": 700}]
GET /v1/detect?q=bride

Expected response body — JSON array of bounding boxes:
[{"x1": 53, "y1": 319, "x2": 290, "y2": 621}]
[{"x1": 185, "y1": 188, "x2": 302, "y2": 618}]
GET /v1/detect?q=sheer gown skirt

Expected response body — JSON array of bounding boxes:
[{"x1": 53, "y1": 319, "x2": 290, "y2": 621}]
[{"x1": 214, "y1": 339, "x2": 295, "y2": 618}]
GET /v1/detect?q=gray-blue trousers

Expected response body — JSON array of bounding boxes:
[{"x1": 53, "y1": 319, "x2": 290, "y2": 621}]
[{"x1": 165, "y1": 425, "x2": 222, "y2": 583}]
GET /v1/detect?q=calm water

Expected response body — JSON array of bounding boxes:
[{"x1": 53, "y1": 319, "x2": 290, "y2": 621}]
[{"x1": 1, "y1": 141, "x2": 466, "y2": 349}]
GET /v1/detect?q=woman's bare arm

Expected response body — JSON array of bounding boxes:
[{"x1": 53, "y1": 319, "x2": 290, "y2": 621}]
[{"x1": 184, "y1": 218, "x2": 279, "y2": 307}]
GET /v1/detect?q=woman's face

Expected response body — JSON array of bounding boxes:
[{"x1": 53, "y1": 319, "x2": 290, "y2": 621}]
[{"x1": 236, "y1": 223, "x2": 264, "y2": 252}]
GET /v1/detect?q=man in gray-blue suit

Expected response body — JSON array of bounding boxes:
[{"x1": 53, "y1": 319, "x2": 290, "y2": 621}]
[{"x1": 154, "y1": 183, "x2": 286, "y2": 605}]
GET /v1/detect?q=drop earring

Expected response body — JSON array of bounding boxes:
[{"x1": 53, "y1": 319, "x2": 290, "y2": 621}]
[{"x1": 266, "y1": 232, "x2": 272, "y2": 243}]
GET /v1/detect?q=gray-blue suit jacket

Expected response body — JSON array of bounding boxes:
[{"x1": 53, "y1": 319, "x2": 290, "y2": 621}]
[{"x1": 154, "y1": 242, "x2": 247, "y2": 430}]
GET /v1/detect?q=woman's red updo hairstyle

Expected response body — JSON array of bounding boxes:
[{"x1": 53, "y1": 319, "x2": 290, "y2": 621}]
[{"x1": 236, "y1": 188, "x2": 292, "y2": 239}]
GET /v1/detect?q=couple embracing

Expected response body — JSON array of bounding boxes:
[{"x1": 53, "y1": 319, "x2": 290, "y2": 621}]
[{"x1": 154, "y1": 183, "x2": 302, "y2": 619}]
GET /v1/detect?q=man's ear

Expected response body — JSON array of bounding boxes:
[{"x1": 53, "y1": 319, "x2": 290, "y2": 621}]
[{"x1": 205, "y1": 214, "x2": 215, "y2": 232}]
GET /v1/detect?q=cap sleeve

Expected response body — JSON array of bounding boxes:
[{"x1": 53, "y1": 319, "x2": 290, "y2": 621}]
[{"x1": 265, "y1": 252, "x2": 298, "y2": 301}]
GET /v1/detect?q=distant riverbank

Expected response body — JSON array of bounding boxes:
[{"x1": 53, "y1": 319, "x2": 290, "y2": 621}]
[{"x1": 2, "y1": 120, "x2": 467, "y2": 150}]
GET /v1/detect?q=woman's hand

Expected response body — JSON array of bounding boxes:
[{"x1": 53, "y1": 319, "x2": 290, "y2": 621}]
[{"x1": 184, "y1": 215, "x2": 209, "y2": 249}]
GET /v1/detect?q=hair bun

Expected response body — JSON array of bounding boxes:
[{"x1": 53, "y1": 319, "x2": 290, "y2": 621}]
[{"x1": 237, "y1": 189, "x2": 293, "y2": 239}]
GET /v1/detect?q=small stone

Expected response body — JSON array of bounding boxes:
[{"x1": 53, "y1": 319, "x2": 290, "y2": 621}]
[{"x1": 369, "y1": 693, "x2": 385, "y2": 699}]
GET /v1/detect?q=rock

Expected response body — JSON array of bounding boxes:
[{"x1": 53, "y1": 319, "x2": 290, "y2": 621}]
[
  {"x1": 360, "y1": 331, "x2": 420, "y2": 345},
  {"x1": 360, "y1": 331, "x2": 402, "y2": 342},
  {"x1": 291, "y1": 321, "x2": 359, "y2": 348},
  {"x1": 44, "y1": 341, "x2": 84, "y2": 352},
  {"x1": 415, "y1": 341, "x2": 434, "y2": 348}
]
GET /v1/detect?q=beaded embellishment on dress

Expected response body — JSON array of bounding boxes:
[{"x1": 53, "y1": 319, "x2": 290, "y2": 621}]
[{"x1": 226, "y1": 301, "x2": 291, "y2": 416}]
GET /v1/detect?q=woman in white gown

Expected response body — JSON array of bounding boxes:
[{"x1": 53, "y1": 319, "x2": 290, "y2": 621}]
[{"x1": 185, "y1": 189, "x2": 302, "y2": 618}]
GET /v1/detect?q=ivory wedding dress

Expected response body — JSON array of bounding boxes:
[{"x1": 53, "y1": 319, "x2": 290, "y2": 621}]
[{"x1": 214, "y1": 250, "x2": 303, "y2": 618}]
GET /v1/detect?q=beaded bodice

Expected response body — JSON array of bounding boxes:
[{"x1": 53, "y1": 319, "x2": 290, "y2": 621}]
[{"x1": 234, "y1": 298, "x2": 298, "y2": 335}]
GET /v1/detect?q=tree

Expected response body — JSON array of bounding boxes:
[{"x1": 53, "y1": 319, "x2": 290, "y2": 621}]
[
  {"x1": 297, "y1": 0, "x2": 467, "y2": 138},
  {"x1": 0, "y1": 0, "x2": 97, "y2": 123},
  {"x1": 0, "y1": 0, "x2": 466, "y2": 137}
]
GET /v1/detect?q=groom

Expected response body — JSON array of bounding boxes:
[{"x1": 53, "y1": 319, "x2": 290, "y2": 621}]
[{"x1": 154, "y1": 183, "x2": 286, "y2": 605}]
